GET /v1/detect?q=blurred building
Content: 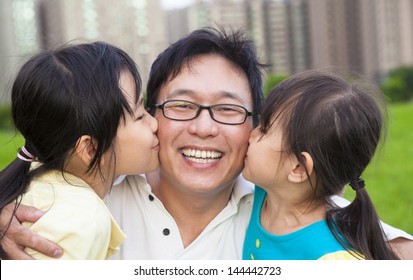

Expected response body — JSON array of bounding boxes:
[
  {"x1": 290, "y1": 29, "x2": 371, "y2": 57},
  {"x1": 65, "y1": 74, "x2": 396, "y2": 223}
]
[
  {"x1": 0, "y1": 0, "x2": 167, "y2": 103},
  {"x1": 36, "y1": 0, "x2": 167, "y2": 89},
  {"x1": 166, "y1": 0, "x2": 413, "y2": 81},
  {"x1": 0, "y1": 0, "x2": 39, "y2": 103},
  {"x1": 307, "y1": 0, "x2": 413, "y2": 80},
  {"x1": 1, "y1": 0, "x2": 413, "y2": 104}
]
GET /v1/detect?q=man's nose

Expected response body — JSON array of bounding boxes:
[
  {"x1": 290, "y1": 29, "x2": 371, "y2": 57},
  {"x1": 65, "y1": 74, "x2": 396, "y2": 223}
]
[{"x1": 187, "y1": 108, "x2": 219, "y2": 137}]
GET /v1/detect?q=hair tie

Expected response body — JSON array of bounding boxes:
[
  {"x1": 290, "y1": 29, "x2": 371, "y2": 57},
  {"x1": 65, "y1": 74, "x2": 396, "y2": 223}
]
[
  {"x1": 349, "y1": 178, "x2": 365, "y2": 191},
  {"x1": 17, "y1": 146, "x2": 37, "y2": 162}
]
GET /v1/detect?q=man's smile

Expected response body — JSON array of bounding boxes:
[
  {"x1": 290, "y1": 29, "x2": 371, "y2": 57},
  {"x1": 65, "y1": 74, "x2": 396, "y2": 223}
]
[{"x1": 181, "y1": 148, "x2": 223, "y2": 163}]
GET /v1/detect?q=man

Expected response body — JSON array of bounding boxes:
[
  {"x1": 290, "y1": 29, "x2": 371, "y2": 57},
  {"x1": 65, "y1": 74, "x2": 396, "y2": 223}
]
[{"x1": 1, "y1": 27, "x2": 412, "y2": 259}]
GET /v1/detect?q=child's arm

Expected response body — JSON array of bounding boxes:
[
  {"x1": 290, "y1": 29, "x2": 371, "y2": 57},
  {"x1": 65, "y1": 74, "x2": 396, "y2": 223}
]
[
  {"x1": 23, "y1": 211, "x2": 109, "y2": 259},
  {"x1": 21, "y1": 191, "x2": 119, "y2": 260},
  {"x1": 0, "y1": 203, "x2": 63, "y2": 259}
]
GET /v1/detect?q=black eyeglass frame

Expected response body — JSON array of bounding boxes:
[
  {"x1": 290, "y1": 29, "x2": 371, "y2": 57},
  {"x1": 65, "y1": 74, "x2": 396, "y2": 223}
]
[{"x1": 154, "y1": 100, "x2": 254, "y2": 125}]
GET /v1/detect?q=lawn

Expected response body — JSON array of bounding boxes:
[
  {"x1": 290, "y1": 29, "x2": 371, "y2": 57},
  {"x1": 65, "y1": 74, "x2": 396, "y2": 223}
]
[
  {"x1": 0, "y1": 130, "x2": 24, "y2": 166},
  {"x1": 1, "y1": 103, "x2": 412, "y2": 234}
]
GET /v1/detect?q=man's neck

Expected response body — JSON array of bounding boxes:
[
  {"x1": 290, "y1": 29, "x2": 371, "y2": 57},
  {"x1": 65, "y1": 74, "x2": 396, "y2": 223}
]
[{"x1": 146, "y1": 170, "x2": 235, "y2": 247}]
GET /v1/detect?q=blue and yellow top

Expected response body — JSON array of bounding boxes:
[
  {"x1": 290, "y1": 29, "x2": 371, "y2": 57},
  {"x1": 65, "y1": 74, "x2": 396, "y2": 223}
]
[{"x1": 243, "y1": 186, "x2": 363, "y2": 260}]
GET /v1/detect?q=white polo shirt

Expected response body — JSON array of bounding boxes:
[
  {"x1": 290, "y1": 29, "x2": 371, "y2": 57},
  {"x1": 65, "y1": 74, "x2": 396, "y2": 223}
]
[
  {"x1": 106, "y1": 174, "x2": 413, "y2": 260},
  {"x1": 105, "y1": 174, "x2": 254, "y2": 259}
]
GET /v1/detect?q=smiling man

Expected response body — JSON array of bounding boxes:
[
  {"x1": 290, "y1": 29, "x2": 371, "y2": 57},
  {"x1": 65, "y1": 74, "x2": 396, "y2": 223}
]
[
  {"x1": 105, "y1": 28, "x2": 413, "y2": 259},
  {"x1": 105, "y1": 28, "x2": 265, "y2": 259},
  {"x1": 1, "y1": 27, "x2": 412, "y2": 260}
]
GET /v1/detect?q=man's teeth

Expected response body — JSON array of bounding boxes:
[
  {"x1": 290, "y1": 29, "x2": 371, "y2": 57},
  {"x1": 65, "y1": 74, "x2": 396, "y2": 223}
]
[{"x1": 181, "y1": 148, "x2": 222, "y2": 163}]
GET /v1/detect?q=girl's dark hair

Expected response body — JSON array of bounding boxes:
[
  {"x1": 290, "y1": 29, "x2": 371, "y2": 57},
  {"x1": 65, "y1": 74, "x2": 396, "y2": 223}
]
[
  {"x1": 146, "y1": 26, "x2": 267, "y2": 127},
  {"x1": 260, "y1": 70, "x2": 398, "y2": 259},
  {"x1": 0, "y1": 41, "x2": 141, "y2": 246}
]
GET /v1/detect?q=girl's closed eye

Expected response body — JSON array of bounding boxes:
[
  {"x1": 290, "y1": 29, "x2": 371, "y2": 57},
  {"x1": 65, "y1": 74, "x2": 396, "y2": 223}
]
[{"x1": 135, "y1": 113, "x2": 145, "y2": 121}]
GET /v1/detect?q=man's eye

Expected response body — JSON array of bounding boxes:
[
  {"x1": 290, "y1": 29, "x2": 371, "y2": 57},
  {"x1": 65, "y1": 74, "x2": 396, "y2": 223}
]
[
  {"x1": 215, "y1": 105, "x2": 244, "y2": 114},
  {"x1": 169, "y1": 103, "x2": 196, "y2": 110},
  {"x1": 174, "y1": 104, "x2": 192, "y2": 109},
  {"x1": 219, "y1": 106, "x2": 238, "y2": 112}
]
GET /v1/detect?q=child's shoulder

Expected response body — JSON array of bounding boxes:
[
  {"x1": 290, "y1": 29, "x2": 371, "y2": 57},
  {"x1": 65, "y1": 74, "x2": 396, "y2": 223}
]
[{"x1": 318, "y1": 250, "x2": 364, "y2": 260}]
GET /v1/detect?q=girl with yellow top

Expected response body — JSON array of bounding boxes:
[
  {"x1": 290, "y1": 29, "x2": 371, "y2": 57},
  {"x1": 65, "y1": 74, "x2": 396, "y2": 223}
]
[{"x1": 0, "y1": 42, "x2": 159, "y2": 259}]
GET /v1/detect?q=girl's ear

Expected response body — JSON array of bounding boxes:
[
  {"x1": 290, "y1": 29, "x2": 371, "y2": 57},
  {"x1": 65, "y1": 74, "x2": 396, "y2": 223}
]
[
  {"x1": 288, "y1": 151, "x2": 314, "y2": 183},
  {"x1": 75, "y1": 135, "x2": 99, "y2": 166}
]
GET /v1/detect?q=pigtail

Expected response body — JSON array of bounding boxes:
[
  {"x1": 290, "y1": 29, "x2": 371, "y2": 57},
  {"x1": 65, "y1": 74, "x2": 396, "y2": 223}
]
[
  {"x1": 327, "y1": 181, "x2": 399, "y2": 259},
  {"x1": 0, "y1": 143, "x2": 37, "y2": 244}
]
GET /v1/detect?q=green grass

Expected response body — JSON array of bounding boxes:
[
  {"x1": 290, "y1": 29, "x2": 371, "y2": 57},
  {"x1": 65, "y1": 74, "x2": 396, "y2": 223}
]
[
  {"x1": 1, "y1": 103, "x2": 412, "y2": 235},
  {"x1": 0, "y1": 130, "x2": 24, "y2": 166}
]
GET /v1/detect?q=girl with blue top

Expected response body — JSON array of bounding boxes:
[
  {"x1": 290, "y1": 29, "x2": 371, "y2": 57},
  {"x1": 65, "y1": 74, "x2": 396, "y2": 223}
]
[{"x1": 242, "y1": 70, "x2": 399, "y2": 260}]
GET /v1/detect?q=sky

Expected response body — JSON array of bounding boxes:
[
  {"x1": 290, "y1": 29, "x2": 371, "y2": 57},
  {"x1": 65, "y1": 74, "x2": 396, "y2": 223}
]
[{"x1": 161, "y1": 0, "x2": 194, "y2": 10}]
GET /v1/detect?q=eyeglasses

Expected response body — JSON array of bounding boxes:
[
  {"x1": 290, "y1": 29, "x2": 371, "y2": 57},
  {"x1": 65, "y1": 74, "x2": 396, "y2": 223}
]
[{"x1": 154, "y1": 100, "x2": 254, "y2": 125}]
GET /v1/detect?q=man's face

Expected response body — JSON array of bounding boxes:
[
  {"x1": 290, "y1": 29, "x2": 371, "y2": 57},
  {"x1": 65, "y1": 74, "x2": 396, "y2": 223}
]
[{"x1": 154, "y1": 54, "x2": 254, "y2": 194}]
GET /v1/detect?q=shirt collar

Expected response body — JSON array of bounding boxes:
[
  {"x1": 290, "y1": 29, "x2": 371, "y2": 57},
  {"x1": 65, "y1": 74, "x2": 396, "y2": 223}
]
[{"x1": 231, "y1": 175, "x2": 254, "y2": 204}]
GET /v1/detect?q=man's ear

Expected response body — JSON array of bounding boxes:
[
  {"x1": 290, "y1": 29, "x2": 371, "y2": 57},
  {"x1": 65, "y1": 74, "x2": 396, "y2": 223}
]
[
  {"x1": 75, "y1": 135, "x2": 98, "y2": 166},
  {"x1": 287, "y1": 151, "x2": 314, "y2": 183}
]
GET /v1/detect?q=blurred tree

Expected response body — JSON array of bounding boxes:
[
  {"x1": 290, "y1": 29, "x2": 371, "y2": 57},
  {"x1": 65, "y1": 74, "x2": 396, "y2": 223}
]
[
  {"x1": 0, "y1": 105, "x2": 13, "y2": 130},
  {"x1": 380, "y1": 67, "x2": 413, "y2": 103},
  {"x1": 263, "y1": 73, "x2": 289, "y2": 98}
]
